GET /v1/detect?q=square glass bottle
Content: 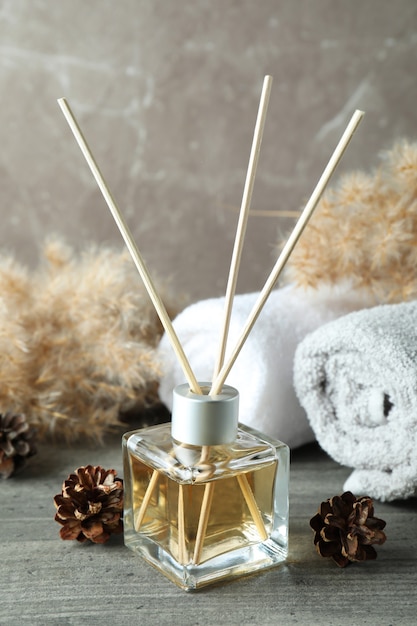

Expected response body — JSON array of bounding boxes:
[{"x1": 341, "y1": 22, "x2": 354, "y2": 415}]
[{"x1": 123, "y1": 382, "x2": 289, "y2": 591}]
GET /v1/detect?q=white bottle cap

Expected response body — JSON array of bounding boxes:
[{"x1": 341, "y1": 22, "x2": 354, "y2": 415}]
[{"x1": 171, "y1": 382, "x2": 239, "y2": 446}]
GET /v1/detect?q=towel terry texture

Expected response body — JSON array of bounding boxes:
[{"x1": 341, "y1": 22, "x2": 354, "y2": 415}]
[
  {"x1": 294, "y1": 300, "x2": 417, "y2": 501},
  {"x1": 157, "y1": 284, "x2": 373, "y2": 448}
]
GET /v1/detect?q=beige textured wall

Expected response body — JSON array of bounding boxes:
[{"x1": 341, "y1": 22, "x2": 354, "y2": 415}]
[{"x1": 1, "y1": 0, "x2": 416, "y2": 301}]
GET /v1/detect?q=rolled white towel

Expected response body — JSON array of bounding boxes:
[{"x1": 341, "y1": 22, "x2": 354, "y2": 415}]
[
  {"x1": 293, "y1": 300, "x2": 417, "y2": 501},
  {"x1": 157, "y1": 283, "x2": 373, "y2": 448}
]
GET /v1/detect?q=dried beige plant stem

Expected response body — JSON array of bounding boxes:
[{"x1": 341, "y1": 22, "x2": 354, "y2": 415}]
[
  {"x1": 248, "y1": 209, "x2": 301, "y2": 218},
  {"x1": 224, "y1": 203, "x2": 300, "y2": 218}
]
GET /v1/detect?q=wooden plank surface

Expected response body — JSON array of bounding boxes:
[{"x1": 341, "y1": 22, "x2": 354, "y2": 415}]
[{"x1": 1, "y1": 431, "x2": 416, "y2": 625}]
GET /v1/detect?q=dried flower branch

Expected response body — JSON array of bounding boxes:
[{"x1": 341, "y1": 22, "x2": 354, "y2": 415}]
[
  {"x1": 283, "y1": 139, "x2": 417, "y2": 303},
  {"x1": 0, "y1": 238, "x2": 179, "y2": 442}
]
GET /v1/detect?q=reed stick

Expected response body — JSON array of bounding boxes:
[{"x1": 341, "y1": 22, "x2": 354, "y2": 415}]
[
  {"x1": 226, "y1": 203, "x2": 300, "y2": 218},
  {"x1": 237, "y1": 474, "x2": 268, "y2": 540},
  {"x1": 210, "y1": 109, "x2": 365, "y2": 395},
  {"x1": 193, "y1": 482, "x2": 215, "y2": 565},
  {"x1": 212, "y1": 75, "x2": 273, "y2": 379},
  {"x1": 134, "y1": 468, "x2": 159, "y2": 532},
  {"x1": 57, "y1": 97, "x2": 202, "y2": 396},
  {"x1": 192, "y1": 444, "x2": 213, "y2": 563},
  {"x1": 247, "y1": 209, "x2": 301, "y2": 218},
  {"x1": 178, "y1": 484, "x2": 187, "y2": 565}
]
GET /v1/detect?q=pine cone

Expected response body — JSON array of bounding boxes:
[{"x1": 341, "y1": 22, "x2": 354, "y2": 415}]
[
  {"x1": 54, "y1": 465, "x2": 123, "y2": 544},
  {"x1": 0, "y1": 412, "x2": 37, "y2": 478},
  {"x1": 310, "y1": 491, "x2": 387, "y2": 567}
]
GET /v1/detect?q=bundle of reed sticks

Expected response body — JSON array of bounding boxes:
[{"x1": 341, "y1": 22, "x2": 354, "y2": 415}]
[{"x1": 58, "y1": 77, "x2": 364, "y2": 564}]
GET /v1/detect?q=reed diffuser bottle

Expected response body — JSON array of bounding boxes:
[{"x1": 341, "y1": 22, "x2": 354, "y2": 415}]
[
  {"x1": 59, "y1": 76, "x2": 363, "y2": 591},
  {"x1": 123, "y1": 383, "x2": 289, "y2": 590}
]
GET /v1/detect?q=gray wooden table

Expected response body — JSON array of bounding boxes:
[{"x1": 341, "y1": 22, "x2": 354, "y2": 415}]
[{"x1": 1, "y1": 429, "x2": 416, "y2": 625}]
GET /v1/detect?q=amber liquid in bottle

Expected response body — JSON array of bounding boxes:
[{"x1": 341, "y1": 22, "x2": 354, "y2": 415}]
[
  {"x1": 129, "y1": 456, "x2": 277, "y2": 565},
  {"x1": 123, "y1": 422, "x2": 289, "y2": 590}
]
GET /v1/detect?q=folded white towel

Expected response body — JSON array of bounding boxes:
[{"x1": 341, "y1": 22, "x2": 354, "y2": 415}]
[
  {"x1": 157, "y1": 284, "x2": 373, "y2": 448},
  {"x1": 293, "y1": 300, "x2": 417, "y2": 501}
]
